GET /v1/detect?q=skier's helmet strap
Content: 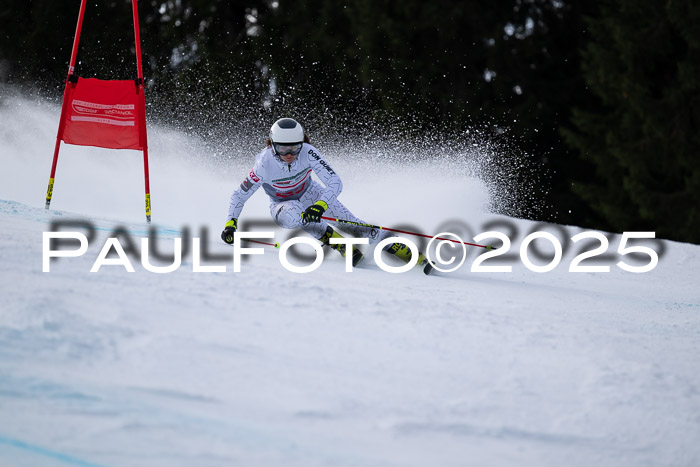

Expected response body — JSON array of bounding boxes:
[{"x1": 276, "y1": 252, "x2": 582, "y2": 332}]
[{"x1": 270, "y1": 118, "x2": 304, "y2": 145}]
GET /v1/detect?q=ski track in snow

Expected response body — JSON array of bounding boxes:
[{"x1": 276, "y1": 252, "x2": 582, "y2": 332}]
[{"x1": 1, "y1": 93, "x2": 700, "y2": 466}]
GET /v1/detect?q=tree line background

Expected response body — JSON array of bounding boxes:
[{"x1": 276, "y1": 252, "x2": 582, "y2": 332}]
[{"x1": 1, "y1": 0, "x2": 698, "y2": 243}]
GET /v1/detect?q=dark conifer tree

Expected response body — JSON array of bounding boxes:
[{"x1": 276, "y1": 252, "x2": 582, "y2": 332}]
[{"x1": 564, "y1": 0, "x2": 700, "y2": 243}]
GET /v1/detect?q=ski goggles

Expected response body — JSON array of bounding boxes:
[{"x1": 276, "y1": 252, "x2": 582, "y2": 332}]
[{"x1": 273, "y1": 142, "x2": 302, "y2": 156}]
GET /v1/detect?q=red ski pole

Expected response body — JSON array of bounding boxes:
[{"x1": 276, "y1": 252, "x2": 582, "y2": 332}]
[
  {"x1": 320, "y1": 216, "x2": 494, "y2": 250},
  {"x1": 243, "y1": 239, "x2": 280, "y2": 248}
]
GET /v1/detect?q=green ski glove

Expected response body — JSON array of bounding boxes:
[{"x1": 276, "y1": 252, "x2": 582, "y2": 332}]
[
  {"x1": 302, "y1": 200, "x2": 328, "y2": 223},
  {"x1": 221, "y1": 218, "x2": 237, "y2": 244}
]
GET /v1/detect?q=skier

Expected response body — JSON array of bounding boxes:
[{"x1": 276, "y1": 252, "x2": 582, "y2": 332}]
[{"x1": 221, "y1": 117, "x2": 427, "y2": 268}]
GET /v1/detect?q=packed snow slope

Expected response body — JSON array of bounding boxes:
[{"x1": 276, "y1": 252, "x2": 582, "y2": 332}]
[{"x1": 1, "y1": 92, "x2": 699, "y2": 467}]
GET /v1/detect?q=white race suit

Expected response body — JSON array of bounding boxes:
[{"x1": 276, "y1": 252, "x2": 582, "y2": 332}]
[{"x1": 226, "y1": 144, "x2": 382, "y2": 241}]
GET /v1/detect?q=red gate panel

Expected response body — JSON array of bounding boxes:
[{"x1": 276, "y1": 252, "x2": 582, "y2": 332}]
[{"x1": 62, "y1": 77, "x2": 143, "y2": 150}]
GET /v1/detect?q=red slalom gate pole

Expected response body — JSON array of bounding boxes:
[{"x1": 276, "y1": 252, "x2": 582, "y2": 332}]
[
  {"x1": 320, "y1": 215, "x2": 494, "y2": 250},
  {"x1": 132, "y1": 0, "x2": 151, "y2": 223},
  {"x1": 45, "y1": 0, "x2": 88, "y2": 210}
]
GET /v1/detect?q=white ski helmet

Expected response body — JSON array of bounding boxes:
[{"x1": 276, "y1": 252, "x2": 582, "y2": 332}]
[{"x1": 270, "y1": 118, "x2": 304, "y2": 145}]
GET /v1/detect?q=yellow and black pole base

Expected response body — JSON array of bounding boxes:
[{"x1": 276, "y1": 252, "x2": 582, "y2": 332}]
[
  {"x1": 144, "y1": 193, "x2": 151, "y2": 223},
  {"x1": 45, "y1": 177, "x2": 55, "y2": 210}
]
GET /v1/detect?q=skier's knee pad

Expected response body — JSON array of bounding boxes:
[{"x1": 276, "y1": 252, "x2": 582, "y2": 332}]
[{"x1": 271, "y1": 202, "x2": 304, "y2": 229}]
